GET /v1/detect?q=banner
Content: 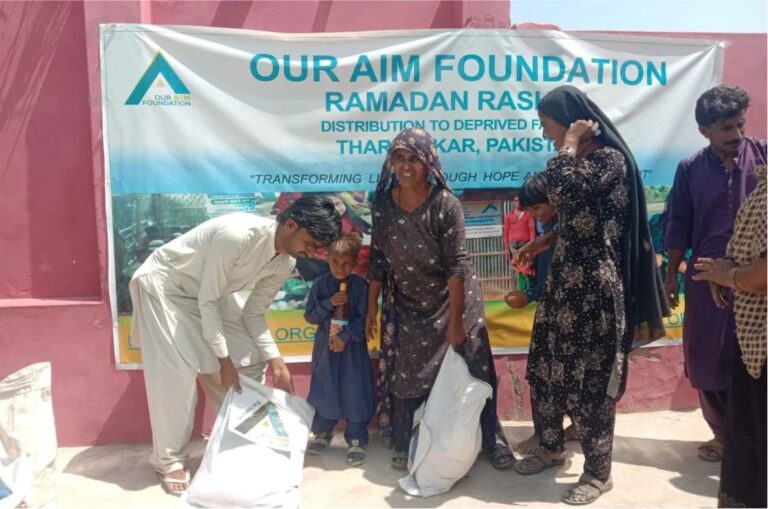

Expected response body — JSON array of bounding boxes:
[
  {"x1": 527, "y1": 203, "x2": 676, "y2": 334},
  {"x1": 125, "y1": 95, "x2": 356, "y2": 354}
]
[{"x1": 101, "y1": 25, "x2": 720, "y2": 368}]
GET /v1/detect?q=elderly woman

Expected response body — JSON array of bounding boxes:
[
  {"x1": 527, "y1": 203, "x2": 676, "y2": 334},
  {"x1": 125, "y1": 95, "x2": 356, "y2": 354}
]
[
  {"x1": 365, "y1": 128, "x2": 514, "y2": 470},
  {"x1": 693, "y1": 165, "x2": 766, "y2": 508},
  {"x1": 512, "y1": 86, "x2": 668, "y2": 505}
]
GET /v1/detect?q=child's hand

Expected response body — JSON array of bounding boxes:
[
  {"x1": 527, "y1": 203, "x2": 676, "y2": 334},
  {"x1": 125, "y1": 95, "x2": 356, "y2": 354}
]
[
  {"x1": 329, "y1": 335, "x2": 346, "y2": 352},
  {"x1": 330, "y1": 292, "x2": 348, "y2": 306}
]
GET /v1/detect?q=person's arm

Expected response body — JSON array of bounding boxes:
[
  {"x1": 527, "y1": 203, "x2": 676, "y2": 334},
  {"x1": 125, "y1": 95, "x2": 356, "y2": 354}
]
[
  {"x1": 502, "y1": 213, "x2": 512, "y2": 257},
  {"x1": 365, "y1": 280, "x2": 382, "y2": 342},
  {"x1": 241, "y1": 268, "x2": 294, "y2": 392},
  {"x1": 731, "y1": 258, "x2": 767, "y2": 294},
  {"x1": 513, "y1": 230, "x2": 557, "y2": 267},
  {"x1": 693, "y1": 256, "x2": 767, "y2": 309},
  {"x1": 197, "y1": 229, "x2": 244, "y2": 360},
  {"x1": 438, "y1": 197, "x2": 470, "y2": 348},
  {"x1": 446, "y1": 276, "x2": 465, "y2": 348},
  {"x1": 303, "y1": 278, "x2": 334, "y2": 325},
  {"x1": 664, "y1": 163, "x2": 694, "y2": 308}
]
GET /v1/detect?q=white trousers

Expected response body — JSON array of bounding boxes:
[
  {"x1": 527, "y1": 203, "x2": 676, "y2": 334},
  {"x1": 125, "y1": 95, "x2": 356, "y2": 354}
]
[{"x1": 130, "y1": 276, "x2": 268, "y2": 475}]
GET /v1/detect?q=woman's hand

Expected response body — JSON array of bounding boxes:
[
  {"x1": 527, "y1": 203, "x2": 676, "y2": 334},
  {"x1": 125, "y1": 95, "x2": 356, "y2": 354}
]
[
  {"x1": 563, "y1": 119, "x2": 600, "y2": 147},
  {"x1": 693, "y1": 257, "x2": 736, "y2": 309},
  {"x1": 446, "y1": 319, "x2": 466, "y2": 349},
  {"x1": 692, "y1": 257, "x2": 736, "y2": 287},
  {"x1": 365, "y1": 309, "x2": 378, "y2": 342}
]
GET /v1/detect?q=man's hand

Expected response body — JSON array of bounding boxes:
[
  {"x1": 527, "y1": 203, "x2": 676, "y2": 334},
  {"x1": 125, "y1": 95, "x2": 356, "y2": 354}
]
[
  {"x1": 446, "y1": 319, "x2": 466, "y2": 349},
  {"x1": 218, "y1": 356, "x2": 242, "y2": 394},
  {"x1": 330, "y1": 291, "x2": 348, "y2": 306},
  {"x1": 268, "y1": 357, "x2": 294, "y2": 393},
  {"x1": 664, "y1": 275, "x2": 680, "y2": 309},
  {"x1": 329, "y1": 335, "x2": 346, "y2": 352},
  {"x1": 365, "y1": 309, "x2": 378, "y2": 342},
  {"x1": 504, "y1": 291, "x2": 529, "y2": 309}
]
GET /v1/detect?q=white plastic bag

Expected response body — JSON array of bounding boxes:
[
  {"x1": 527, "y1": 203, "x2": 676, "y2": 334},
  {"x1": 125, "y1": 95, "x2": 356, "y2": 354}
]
[
  {"x1": 185, "y1": 376, "x2": 314, "y2": 509},
  {"x1": 398, "y1": 348, "x2": 491, "y2": 497},
  {"x1": 0, "y1": 363, "x2": 57, "y2": 508}
]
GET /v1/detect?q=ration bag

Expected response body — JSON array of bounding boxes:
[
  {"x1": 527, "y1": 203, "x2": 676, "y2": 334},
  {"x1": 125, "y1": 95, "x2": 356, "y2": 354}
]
[
  {"x1": 185, "y1": 376, "x2": 314, "y2": 509},
  {"x1": 0, "y1": 363, "x2": 57, "y2": 509},
  {"x1": 399, "y1": 347, "x2": 492, "y2": 497}
]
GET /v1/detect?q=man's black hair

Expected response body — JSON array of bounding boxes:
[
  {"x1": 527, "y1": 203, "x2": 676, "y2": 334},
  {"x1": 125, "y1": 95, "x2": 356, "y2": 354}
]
[
  {"x1": 695, "y1": 84, "x2": 750, "y2": 128},
  {"x1": 518, "y1": 172, "x2": 549, "y2": 208},
  {"x1": 277, "y1": 195, "x2": 341, "y2": 245}
]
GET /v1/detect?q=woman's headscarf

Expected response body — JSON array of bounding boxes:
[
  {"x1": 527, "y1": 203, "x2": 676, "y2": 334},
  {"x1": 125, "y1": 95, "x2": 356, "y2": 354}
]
[
  {"x1": 538, "y1": 85, "x2": 670, "y2": 351},
  {"x1": 374, "y1": 128, "x2": 450, "y2": 202}
]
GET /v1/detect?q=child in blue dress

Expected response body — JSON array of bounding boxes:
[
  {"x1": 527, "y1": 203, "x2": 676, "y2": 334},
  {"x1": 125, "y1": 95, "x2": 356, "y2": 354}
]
[{"x1": 304, "y1": 233, "x2": 373, "y2": 466}]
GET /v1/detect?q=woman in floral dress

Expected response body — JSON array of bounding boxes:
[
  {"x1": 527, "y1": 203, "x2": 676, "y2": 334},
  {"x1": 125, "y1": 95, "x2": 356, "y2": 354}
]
[
  {"x1": 513, "y1": 86, "x2": 668, "y2": 505},
  {"x1": 365, "y1": 128, "x2": 514, "y2": 470}
]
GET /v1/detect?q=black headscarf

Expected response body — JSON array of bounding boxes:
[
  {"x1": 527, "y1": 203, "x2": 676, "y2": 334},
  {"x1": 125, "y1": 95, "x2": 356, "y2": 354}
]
[{"x1": 538, "y1": 85, "x2": 670, "y2": 353}]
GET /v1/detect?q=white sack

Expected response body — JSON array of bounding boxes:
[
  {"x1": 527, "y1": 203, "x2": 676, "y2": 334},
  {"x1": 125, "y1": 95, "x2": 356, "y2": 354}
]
[
  {"x1": 0, "y1": 363, "x2": 57, "y2": 508},
  {"x1": 185, "y1": 376, "x2": 314, "y2": 509},
  {"x1": 399, "y1": 348, "x2": 491, "y2": 497}
]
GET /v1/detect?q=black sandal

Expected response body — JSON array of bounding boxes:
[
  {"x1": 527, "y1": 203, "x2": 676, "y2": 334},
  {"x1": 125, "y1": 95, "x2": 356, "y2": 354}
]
[
  {"x1": 307, "y1": 432, "x2": 332, "y2": 455},
  {"x1": 391, "y1": 451, "x2": 408, "y2": 470},
  {"x1": 486, "y1": 443, "x2": 516, "y2": 469}
]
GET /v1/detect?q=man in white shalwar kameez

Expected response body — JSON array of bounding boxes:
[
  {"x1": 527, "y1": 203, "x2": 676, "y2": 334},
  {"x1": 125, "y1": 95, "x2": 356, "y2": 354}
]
[{"x1": 129, "y1": 196, "x2": 341, "y2": 494}]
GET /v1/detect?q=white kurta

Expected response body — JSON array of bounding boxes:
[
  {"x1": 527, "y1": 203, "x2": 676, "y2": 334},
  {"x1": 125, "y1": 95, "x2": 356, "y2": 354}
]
[{"x1": 129, "y1": 213, "x2": 296, "y2": 474}]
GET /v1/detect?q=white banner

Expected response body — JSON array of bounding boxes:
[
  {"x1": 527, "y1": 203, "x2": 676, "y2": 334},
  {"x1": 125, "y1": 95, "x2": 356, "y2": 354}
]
[
  {"x1": 101, "y1": 25, "x2": 723, "y2": 194},
  {"x1": 100, "y1": 25, "x2": 719, "y2": 367}
]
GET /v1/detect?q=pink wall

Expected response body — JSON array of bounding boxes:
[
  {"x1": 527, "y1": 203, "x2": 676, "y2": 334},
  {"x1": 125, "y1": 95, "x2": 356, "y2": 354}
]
[{"x1": 0, "y1": 0, "x2": 762, "y2": 446}]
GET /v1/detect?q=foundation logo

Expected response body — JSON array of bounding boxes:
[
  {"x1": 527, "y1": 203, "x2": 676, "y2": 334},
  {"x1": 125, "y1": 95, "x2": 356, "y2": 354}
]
[{"x1": 125, "y1": 52, "x2": 191, "y2": 107}]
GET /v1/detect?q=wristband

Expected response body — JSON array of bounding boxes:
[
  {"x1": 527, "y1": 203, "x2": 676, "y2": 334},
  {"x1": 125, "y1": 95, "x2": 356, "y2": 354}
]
[
  {"x1": 730, "y1": 267, "x2": 744, "y2": 292},
  {"x1": 558, "y1": 145, "x2": 576, "y2": 157}
]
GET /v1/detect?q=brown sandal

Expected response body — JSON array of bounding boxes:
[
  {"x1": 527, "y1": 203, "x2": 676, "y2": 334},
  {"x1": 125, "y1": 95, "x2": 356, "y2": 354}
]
[
  {"x1": 513, "y1": 447, "x2": 565, "y2": 475},
  {"x1": 562, "y1": 474, "x2": 613, "y2": 505}
]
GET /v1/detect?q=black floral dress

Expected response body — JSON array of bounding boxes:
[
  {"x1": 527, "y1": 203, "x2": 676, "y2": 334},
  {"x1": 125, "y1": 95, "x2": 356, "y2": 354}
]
[
  {"x1": 527, "y1": 146, "x2": 629, "y2": 482},
  {"x1": 368, "y1": 187, "x2": 507, "y2": 453}
]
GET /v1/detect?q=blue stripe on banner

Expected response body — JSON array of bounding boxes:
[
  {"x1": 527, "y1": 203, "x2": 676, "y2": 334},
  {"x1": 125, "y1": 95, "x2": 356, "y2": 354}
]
[{"x1": 109, "y1": 150, "x2": 693, "y2": 194}]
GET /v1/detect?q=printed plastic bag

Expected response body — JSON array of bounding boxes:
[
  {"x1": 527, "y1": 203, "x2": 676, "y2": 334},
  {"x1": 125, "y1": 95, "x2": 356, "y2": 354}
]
[
  {"x1": 0, "y1": 363, "x2": 57, "y2": 508},
  {"x1": 185, "y1": 376, "x2": 314, "y2": 508},
  {"x1": 398, "y1": 348, "x2": 491, "y2": 497}
]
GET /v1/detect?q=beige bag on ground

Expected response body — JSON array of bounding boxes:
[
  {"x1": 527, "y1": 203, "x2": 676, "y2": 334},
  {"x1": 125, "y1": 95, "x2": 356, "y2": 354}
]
[{"x1": 0, "y1": 363, "x2": 57, "y2": 508}]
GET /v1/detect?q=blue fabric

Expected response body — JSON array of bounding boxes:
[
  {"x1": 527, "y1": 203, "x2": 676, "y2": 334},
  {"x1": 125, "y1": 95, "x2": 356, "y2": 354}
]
[
  {"x1": 304, "y1": 273, "x2": 374, "y2": 423},
  {"x1": 312, "y1": 413, "x2": 370, "y2": 445},
  {"x1": 526, "y1": 221, "x2": 557, "y2": 303}
]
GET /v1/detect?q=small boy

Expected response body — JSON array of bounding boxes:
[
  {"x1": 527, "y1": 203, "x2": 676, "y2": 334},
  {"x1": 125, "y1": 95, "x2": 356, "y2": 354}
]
[
  {"x1": 505, "y1": 172, "x2": 577, "y2": 454},
  {"x1": 304, "y1": 233, "x2": 373, "y2": 466}
]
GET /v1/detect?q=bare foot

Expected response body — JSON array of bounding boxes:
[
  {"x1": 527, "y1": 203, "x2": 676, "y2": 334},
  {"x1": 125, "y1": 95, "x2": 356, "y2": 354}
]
[
  {"x1": 161, "y1": 468, "x2": 189, "y2": 496},
  {"x1": 515, "y1": 433, "x2": 541, "y2": 456}
]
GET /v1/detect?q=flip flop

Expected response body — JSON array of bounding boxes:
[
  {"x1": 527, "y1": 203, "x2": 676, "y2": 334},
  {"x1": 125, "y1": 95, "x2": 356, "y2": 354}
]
[
  {"x1": 562, "y1": 474, "x2": 613, "y2": 505},
  {"x1": 697, "y1": 439, "x2": 723, "y2": 462},
  {"x1": 513, "y1": 447, "x2": 565, "y2": 475},
  {"x1": 161, "y1": 469, "x2": 190, "y2": 496}
]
